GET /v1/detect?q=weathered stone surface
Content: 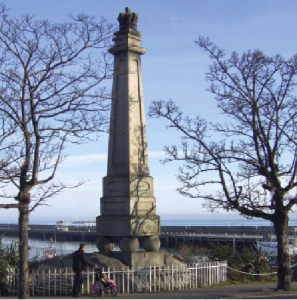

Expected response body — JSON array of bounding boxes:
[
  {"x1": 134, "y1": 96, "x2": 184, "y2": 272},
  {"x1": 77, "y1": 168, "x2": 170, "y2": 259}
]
[
  {"x1": 96, "y1": 7, "x2": 160, "y2": 255},
  {"x1": 118, "y1": 7, "x2": 138, "y2": 31},
  {"x1": 119, "y1": 237, "x2": 139, "y2": 253},
  {"x1": 111, "y1": 251, "x2": 183, "y2": 269},
  {"x1": 142, "y1": 236, "x2": 161, "y2": 252},
  {"x1": 96, "y1": 236, "x2": 115, "y2": 253},
  {"x1": 96, "y1": 215, "x2": 160, "y2": 236},
  {"x1": 29, "y1": 252, "x2": 128, "y2": 272}
]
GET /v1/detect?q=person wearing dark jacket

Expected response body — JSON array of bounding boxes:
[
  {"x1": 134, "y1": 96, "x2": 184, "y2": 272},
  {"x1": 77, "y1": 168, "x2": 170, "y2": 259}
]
[{"x1": 72, "y1": 243, "x2": 97, "y2": 297}]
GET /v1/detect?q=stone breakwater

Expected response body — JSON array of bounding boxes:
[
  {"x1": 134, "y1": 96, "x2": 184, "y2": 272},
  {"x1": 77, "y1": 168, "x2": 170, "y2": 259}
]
[
  {"x1": 2, "y1": 224, "x2": 295, "y2": 251},
  {"x1": 0, "y1": 223, "x2": 294, "y2": 240}
]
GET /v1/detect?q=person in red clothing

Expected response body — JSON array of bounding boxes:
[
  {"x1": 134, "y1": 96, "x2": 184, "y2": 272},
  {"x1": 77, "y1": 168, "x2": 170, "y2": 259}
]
[{"x1": 71, "y1": 243, "x2": 97, "y2": 297}]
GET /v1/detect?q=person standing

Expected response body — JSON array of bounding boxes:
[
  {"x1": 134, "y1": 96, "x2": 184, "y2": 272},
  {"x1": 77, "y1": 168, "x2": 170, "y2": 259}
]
[{"x1": 72, "y1": 243, "x2": 97, "y2": 297}]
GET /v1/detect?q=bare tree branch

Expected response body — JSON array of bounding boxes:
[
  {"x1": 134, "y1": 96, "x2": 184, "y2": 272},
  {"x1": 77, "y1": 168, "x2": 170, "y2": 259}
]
[{"x1": 148, "y1": 37, "x2": 297, "y2": 290}]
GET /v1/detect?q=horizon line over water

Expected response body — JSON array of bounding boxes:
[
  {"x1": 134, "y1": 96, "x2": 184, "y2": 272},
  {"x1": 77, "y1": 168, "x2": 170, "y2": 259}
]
[{"x1": 2, "y1": 219, "x2": 297, "y2": 227}]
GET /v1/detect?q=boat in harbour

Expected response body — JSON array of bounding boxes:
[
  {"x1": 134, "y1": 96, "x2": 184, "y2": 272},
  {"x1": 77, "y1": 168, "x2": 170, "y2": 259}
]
[
  {"x1": 29, "y1": 245, "x2": 57, "y2": 261},
  {"x1": 43, "y1": 245, "x2": 56, "y2": 259},
  {"x1": 257, "y1": 240, "x2": 297, "y2": 259}
]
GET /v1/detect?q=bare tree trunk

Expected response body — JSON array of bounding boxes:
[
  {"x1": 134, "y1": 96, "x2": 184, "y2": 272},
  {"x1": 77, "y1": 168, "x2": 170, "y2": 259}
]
[
  {"x1": 274, "y1": 213, "x2": 291, "y2": 291},
  {"x1": 18, "y1": 200, "x2": 29, "y2": 299}
]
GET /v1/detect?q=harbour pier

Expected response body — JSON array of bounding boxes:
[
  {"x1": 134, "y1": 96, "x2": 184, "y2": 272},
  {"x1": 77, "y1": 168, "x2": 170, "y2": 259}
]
[{"x1": 1, "y1": 223, "x2": 296, "y2": 250}]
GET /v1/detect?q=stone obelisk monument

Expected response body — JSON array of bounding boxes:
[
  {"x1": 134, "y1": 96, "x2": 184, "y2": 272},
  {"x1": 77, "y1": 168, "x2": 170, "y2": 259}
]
[{"x1": 96, "y1": 8, "x2": 161, "y2": 266}]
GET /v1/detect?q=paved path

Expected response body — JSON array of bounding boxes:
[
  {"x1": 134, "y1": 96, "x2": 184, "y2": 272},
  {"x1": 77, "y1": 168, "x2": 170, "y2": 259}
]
[
  {"x1": 5, "y1": 282, "x2": 297, "y2": 299},
  {"x1": 115, "y1": 282, "x2": 297, "y2": 299}
]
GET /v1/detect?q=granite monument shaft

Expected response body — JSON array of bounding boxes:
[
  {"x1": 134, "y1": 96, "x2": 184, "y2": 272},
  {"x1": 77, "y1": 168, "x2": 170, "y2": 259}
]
[{"x1": 96, "y1": 7, "x2": 161, "y2": 253}]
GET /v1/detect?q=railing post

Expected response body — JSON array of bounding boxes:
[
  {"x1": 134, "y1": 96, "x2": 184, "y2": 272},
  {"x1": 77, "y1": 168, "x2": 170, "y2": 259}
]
[
  {"x1": 203, "y1": 262, "x2": 205, "y2": 286},
  {"x1": 217, "y1": 262, "x2": 219, "y2": 284},
  {"x1": 132, "y1": 267, "x2": 134, "y2": 293},
  {"x1": 140, "y1": 266, "x2": 143, "y2": 292},
  {"x1": 225, "y1": 261, "x2": 228, "y2": 281},
  {"x1": 48, "y1": 269, "x2": 51, "y2": 295},
  {"x1": 12, "y1": 268, "x2": 15, "y2": 294},
  {"x1": 172, "y1": 265, "x2": 174, "y2": 290},
  {"x1": 14, "y1": 268, "x2": 17, "y2": 294},
  {"x1": 43, "y1": 268, "x2": 45, "y2": 296},
  {"x1": 91, "y1": 267, "x2": 93, "y2": 292},
  {"x1": 37, "y1": 270, "x2": 40, "y2": 296},
  {"x1": 112, "y1": 266, "x2": 115, "y2": 285},
  {"x1": 70, "y1": 269, "x2": 74, "y2": 295},
  {"x1": 65, "y1": 268, "x2": 68, "y2": 296},
  {"x1": 54, "y1": 268, "x2": 56, "y2": 296},
  {"x1": 193, "y1": 263, "x2": 195, "y2": 288},
  {"x1": 182, "y1": 264, "x2": 184, "y2": 290},
  {"x1": 145, "y1": 266, "x2": 147, "y2": 293},
  {"x1": 59, "y1": 269, "x2": 62, "y2": 296},
  {"x1": 164, "y1": 266, "x2": 166, "y2": 291},
  {"x1": 149, "y1": 265, "x2": 152, "y2": 292},
  {"x1": 180, "y1": 264, "x2": 182, "y2": 289},
  {"x1": 184, "y1": 264, "x2": 187, "y2": 290},
  {"x1": 122, "y1": 267, "x2": 125, "y2": 294},
  {"x1": 189, "y1": 263, "x2": 191, "y2": 289},
  {"x1": 184, "y1": 264, "x2": 186, "y2": 289},
  {"x1": 168, "y1": 265, "x2": 171, "y2": 290},
  {"x1": 158, "y1": 266, "x2": 161, "y2": 292},
  {"x1": 7, "y1": 268, "x2": 11, "y2": 294},
  {"x1": 127, "y1": 266, "x2": 129, "y2": 294},
  {"x1": 154, "y1": 265, "x2": 156, "y2": 292},
  {"x1": 177, "y1": 265, "x2": 180, "y2": 290},
  {"x1": 87, "y1": 268, "x2": 90, "y2": 295},
  {"x1": 135, "y1": 267, "x2": 138, "y2": 292},
  {"x1": 31, "y1": 269, "x2": 34, "y2": 297},
  {"x1": 16, "y1": 269, "x2": 19, "y2": 296},
  {"x1": 195, "y1": 263, "x2": 197, "y2": 287},
  {"x1": 184, "y1": 264, "x2": 187, "y2": 289}
]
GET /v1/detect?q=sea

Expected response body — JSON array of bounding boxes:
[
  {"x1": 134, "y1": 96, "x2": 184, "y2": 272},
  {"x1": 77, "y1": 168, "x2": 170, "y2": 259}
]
[{"x1": 1, "y1": 218, "x2": 297, "y2": 261}]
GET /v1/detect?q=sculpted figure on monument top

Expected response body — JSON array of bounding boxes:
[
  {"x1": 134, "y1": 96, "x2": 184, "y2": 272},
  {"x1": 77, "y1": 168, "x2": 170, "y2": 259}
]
[{"x1": 118, "y1": 7, "x2": 138, "y2": 31}]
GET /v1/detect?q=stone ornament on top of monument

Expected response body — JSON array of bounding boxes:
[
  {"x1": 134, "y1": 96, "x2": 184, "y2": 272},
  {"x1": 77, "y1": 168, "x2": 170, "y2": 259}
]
[
  {"x1": 96, "y1": 7, "x2": 161, "y2": 255},
  {"x1": 118, "y1": 7, "x2": 138, "y2": 31}
]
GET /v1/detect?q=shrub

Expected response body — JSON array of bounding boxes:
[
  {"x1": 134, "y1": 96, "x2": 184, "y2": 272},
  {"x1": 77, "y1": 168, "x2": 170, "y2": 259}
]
[
  {"x1": 209, "y1": 243, "x2": 273, "y2": 283},
  {"x1": 177, "y1": 244, "x2": 207, "y2": 263},
  {"x1": 0, "y1": 234, "x2": 19, "y2": 296}
]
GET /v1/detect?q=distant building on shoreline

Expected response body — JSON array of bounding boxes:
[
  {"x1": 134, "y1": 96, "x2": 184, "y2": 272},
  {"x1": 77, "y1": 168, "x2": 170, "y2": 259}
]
[{"x1": 72, "y1": 221, "x2": 96, "y2": 227}]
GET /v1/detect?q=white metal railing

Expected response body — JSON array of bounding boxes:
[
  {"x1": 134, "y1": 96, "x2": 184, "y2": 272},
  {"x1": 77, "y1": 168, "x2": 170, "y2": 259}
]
[{"x1": 5, "y1": 261, "x2": 227, "y2": 296}]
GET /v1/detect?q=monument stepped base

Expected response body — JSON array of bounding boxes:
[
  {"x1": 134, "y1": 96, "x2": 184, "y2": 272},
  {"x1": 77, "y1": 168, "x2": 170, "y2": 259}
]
[{"x1": 103, "y1": 250, "x2": 182, "y2": 269}]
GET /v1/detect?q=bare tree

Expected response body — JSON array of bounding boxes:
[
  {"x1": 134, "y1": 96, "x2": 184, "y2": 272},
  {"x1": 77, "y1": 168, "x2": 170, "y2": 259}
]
[
  {"x1": 148, "y1": 37, "x2": 297, "y2": 291},
  {"x1": 0, "y1": 5, "x2": 115, "y2": 298}
]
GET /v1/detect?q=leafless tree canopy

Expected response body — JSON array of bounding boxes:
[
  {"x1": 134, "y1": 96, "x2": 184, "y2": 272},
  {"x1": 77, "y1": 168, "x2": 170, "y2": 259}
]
[
  {"x1": 149, "y1": 36, "x2": 297, "y2": 290},
  {"x1": 149, "y1": 36, "x2": 297, "y2": 221},
  {"x1": 0, "y1": 4, "x2": 115, "y2": 208}
]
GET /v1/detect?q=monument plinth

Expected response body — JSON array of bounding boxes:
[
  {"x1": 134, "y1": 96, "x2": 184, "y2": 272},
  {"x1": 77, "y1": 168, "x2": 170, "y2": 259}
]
[{"x1": 96, "y1": 7, "x2": 161, "y2": 256}]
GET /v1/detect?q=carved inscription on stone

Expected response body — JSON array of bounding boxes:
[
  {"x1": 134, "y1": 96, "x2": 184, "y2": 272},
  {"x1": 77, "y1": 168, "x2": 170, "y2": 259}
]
[
  {"x1": 108, "y1": 181, "x2": 125, "y2": 192},
  {"x1": 105, "y1": 202, "x2": 126, "y2": 211}
]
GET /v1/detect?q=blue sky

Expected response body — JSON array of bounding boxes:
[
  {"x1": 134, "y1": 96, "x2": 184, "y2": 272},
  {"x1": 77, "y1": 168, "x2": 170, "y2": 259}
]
[{"x1": 1, "y1": 0, "x2": 297, "y2": 223}]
